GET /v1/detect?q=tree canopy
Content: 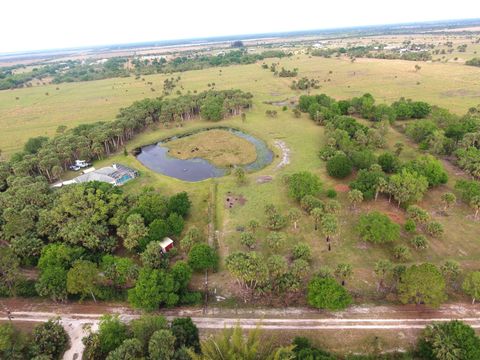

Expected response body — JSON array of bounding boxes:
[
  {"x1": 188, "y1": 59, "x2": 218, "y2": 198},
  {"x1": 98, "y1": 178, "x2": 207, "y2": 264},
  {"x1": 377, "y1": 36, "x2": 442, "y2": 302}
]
[
  {"x1": 398, "y1": 263, "x2": 446, "y2": 307},
  {"x1": 307, "y1": 277, "x2": 352, "y2": 310}
]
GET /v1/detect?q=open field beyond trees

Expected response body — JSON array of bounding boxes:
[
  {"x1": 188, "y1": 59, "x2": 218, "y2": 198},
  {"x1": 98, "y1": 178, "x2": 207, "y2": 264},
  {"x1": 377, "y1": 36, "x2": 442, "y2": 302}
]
[{"x1": 2, "y1": 53, "x2": 480, "y2": 155}]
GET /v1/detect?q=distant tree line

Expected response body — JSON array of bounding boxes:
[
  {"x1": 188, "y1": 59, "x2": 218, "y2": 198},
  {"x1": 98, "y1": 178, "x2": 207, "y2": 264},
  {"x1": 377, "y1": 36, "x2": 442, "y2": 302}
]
[
  {"x1": 132, "y1": 49, "x2": 288, "y2": 75},
  {"x1": 0, "y1": 49, "x2": 288, "y2": 88},
  {"x1": 466, "y1": 57, "x2": 480, "y2": 67},
  {"x1": 311, "y1": 44, "x2": 433, "y2": 61}
]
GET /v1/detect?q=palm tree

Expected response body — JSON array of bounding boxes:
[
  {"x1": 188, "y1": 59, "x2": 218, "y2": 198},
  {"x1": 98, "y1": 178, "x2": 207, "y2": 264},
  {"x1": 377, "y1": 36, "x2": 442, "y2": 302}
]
[
  {"x1": 375, "y1": 178, "x2": 388, "y2": 201},
  {"x1": 374, "y1": 259, "x2": 393, "y2": 291},
  {"x1": 441, "y1": 192, "x2": 456, "y2": 213},
  {"x1": 348, "y1": 189, "x2": 363, "y2": 209},
  {"x1": 335, "y1": 263, "x2": 353, "y2": 286},
  {"x1": 310, "y1": 207, "x2": 323, "y2": 231},
  {"x1": 189, "y1": 325, "x2": 294, "y2": 360},
  {"x1": 287, "y1": 208, "x2": 301, "y2": 230},
  {"x1": 470, "y1": 196, "x2": 480, "y2": 219},
  {"x1": 321, "y1": 214, "x2": 338, "y2": 243}
]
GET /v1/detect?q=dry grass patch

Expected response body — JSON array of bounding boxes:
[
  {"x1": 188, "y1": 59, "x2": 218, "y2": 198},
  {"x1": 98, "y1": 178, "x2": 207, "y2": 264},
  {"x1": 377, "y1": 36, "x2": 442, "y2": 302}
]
[{"x1": 165, "y1": 129, "x2": 257, "y2": 167}]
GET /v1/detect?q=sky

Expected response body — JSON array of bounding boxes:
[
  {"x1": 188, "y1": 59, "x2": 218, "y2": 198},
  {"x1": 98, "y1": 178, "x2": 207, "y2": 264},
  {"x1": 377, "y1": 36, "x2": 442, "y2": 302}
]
[{"x1": 1, "y1": 0, "x2": 479, "y2": 54}]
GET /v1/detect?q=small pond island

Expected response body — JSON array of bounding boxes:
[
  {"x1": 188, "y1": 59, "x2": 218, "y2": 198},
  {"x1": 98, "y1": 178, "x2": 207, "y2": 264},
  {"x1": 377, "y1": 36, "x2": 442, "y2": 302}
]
[{"x1": 136, "y1": 127, "x2": 273, "y2": 181}]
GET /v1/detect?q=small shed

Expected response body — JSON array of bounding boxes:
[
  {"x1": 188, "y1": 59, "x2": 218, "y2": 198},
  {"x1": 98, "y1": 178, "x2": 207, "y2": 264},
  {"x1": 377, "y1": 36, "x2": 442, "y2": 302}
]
[{"x1": 159, "y1": 237, "x2": 174, "y2": 253}]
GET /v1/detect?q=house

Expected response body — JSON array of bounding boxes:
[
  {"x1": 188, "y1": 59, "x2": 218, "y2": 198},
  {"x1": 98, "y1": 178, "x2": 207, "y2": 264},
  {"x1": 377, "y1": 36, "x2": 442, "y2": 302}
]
[
  {"x1": 159, "y1": 237, "x2": 174, "y2": 253},
  {"x1": 53, "y1": 163, "x2": 138, "y2": 188},
  {"x1": 73, "y1": 164, "x2": 138, "y2": 186}
]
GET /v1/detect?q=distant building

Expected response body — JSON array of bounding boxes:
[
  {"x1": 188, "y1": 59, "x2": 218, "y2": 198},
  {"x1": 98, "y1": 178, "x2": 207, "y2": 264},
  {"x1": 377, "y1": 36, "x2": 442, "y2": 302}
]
[{"x1": 53, "y1": 164, "x2": 138, "y2": 187}]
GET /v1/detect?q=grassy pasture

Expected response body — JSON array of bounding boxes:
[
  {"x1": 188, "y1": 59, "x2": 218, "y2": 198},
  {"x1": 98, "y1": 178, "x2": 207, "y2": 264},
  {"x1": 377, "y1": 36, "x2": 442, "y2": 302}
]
[{"x1": 2, "y1": 50, "x2": 480, "y2": 155}]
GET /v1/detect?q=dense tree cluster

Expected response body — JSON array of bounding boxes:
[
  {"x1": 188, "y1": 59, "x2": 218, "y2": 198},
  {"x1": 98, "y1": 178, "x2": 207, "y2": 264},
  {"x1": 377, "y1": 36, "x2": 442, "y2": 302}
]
[
  {"x1": 290, "y1": 77, "x2": 320, "y2": 90},
  {"x1": 0, "y1": 180, "x2": 198, "y2": 307},
  {"x1": 83, "y1": 314, "x2": 200, "y2": 360},
  {"x1": 299, "y1": 93, "x2": 430, "y2": 124},
  {"x1": 0, "y1": 318, "x2": 69, "y2": 359},
  {"x1": 402, "y1": 106, "x2": 480, "y2": 181}
]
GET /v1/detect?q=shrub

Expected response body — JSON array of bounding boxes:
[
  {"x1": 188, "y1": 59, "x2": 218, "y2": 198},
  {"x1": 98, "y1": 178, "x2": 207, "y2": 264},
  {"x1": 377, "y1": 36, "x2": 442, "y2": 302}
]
[
  {"x1": 307, "y1": 277, "x2": 352, "y2": 310},
  {"x1": 326, "y1": 153, "x2": 353, "y2": 179},
  {"x1": 351, "y1": 149, "x2": 377, "y2": 170},
  {"x1": 292, "y1": 243, "x2": 312, "y2": 261},
  {"x1": 240, "y1": 232, "x2": 256, "y2": 249},
  {"x1": 378, "y1": 152, "x2": 400, "y2": 173},
  {"x1": 32, "y1": 318, "x2": 69, "y2": 359},
  {"x1": 406, "y1": 205, "x2": 430, "y2": 225},
  {"x1": 410, "y1": 235, "x2": 428, "y2": 250},
  {"x1": 300, "y1": 195, "x2": 324, "y2": 214},
  {"x1": 325, "y1": 189, "x2": 337, "y2": 198},
  {"x1": 188, "y1": 244, "x2": 219, "y2": 272},
  {"x1": 406, "y1": 155, "x2": 448, "y2": 187},
  {"x1": 404, "y1": 219, "x2": 416, "y2": 233},
  {"x1": 425, "y1": 221, "x2": 444, "y2": 238},
  {"x1": 349, "y1": 168, "x2": 385, "y2": 200},
  {"x1": 287, "y1": 171, "x2": 323, "y2": 201},
  {"x1": 357, "y1": 212, "x2": 400, "y2": 244},
  {"x1": 393, "y1": 245, "x2": 412, "y2": 262}
]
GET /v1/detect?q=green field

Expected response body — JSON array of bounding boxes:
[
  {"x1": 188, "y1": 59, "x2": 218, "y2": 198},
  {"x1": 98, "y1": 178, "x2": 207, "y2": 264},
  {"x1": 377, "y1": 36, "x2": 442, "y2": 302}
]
[{"x1": 2, "y1": 53, "x2": 480, "y2": 156}]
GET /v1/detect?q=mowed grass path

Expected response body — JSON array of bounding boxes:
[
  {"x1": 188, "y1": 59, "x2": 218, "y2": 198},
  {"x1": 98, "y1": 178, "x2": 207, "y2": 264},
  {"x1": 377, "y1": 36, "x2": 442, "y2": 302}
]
[{"x1": 2, "y1": 54, "x2": 480, "y2": 155}]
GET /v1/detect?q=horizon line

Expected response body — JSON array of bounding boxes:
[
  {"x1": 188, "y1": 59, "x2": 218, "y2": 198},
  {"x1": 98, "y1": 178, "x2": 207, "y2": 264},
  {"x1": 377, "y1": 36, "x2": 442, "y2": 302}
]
[{"x1": 1, "y1": 16, "x2": 479, "y2": 58}]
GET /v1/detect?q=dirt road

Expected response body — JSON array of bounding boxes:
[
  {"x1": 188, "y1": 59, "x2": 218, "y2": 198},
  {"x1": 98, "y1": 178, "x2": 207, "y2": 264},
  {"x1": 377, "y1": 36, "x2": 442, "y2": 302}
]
[{"x1": 2, "y1": 300, "x2": 480, "y2": 359}]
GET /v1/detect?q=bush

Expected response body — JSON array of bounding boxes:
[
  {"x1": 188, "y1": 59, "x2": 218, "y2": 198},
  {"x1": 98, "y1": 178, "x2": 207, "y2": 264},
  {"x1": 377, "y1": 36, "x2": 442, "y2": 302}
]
[
  {"x1": 425, "y1": 221, "x2": 444, "y2": 238},
  {"x1": 378, "y1": 152, "x2": 400, "y2": 173},
  {"x1": 357, "y1": 212, "x2": 400, "y2": 244},
  {"x1": 351, "y1": 150, "x2": 377, "y2": 170},
  {"x1": 32, "y1": 318, "x2": 69, "y2": 359},
  {"x1": 326, "y1": 153, "x2": 353, "y2": 179},
  {"x1": 325, "y1": 189, "x2": 337, "y2": 198},
  {"x1": 349, "y1": 168, "x2": 385, "y2": 200},
  {"x1": 188, "y1": 244, "x2": 219, "y2": 272},
  {"x1": 404, "y1": 219, "x2": 416, "y2": 233},
  {"x1": 410, "y1": 235, "x2": 428, "y2": 250},
  {"x1": 307, "y1": 277, "x2": 352, "y2": 310},
  {"x1": 292, "y1": 243, "x2": 312, "y2": 261},
  {"x1": 287, "y1": 171, "x2": 323, "y2": 201},
  {"x1": 300, "y1": 195, "x2": 324, "y2": 213},
  {"x1": 393, "y1": 245, "x2": 412, "y2": 262},
  {"x1": 406, "y1": 155, "x2": 448, "y2": 187}
]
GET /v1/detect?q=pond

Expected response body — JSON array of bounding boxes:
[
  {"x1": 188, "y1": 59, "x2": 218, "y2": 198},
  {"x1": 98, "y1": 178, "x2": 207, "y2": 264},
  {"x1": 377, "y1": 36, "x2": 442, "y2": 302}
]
[{"x1": 136, "y1": 127, "x2": 274, "y2": 181}]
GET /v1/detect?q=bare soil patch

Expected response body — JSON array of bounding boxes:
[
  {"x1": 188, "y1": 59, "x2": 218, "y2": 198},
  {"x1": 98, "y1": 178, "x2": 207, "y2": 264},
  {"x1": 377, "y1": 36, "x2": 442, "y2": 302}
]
[
  {"x1": 334, "y1": 184, "x2": 350, "y2": 192},
  {"x1": 225, "y1": 192, "x2": 246, "y2": 209},
  {"x1": 361, "y1": 199, "x2": 406, "y2": 224},
  {"x1": 257, "y1": 175, "x2": 273, "y2": 183}
]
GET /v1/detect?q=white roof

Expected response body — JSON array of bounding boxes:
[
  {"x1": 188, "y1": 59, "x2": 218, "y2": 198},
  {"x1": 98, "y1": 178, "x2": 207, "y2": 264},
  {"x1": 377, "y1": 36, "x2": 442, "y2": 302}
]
[{"x1": 159, "y1": 237, "x2": 174, "y2": 248}]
